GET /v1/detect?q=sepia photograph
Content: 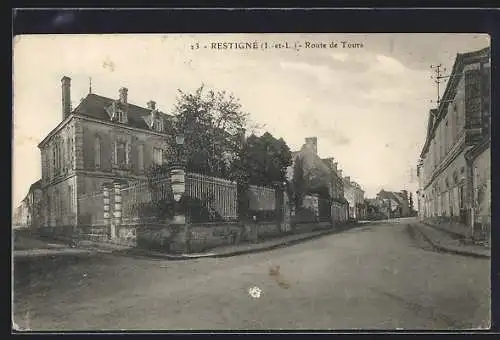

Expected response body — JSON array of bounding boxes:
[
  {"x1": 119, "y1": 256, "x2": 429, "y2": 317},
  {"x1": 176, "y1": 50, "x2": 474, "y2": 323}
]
[{"x1": 12, "y1": 33, "x2": 491, "y2": 331}]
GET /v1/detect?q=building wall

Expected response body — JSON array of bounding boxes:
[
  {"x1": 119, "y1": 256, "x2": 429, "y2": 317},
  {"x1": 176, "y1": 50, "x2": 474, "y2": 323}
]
[
  {"x1": 27, "y1": 188, "x2": 43, "y2": 228},
  {"x1": 80, "y1": 119, "x2": 170, "y2": 176},
  {"x1": 43, "y1": 176, "x2": 78, "y2": 227},
  {"x1": 422, "y1": 149, "x2": 469, "y2": 219},
  {"x1": 419, "y1": 56, "x2": 490, "y2": 222},
  {"x1": 40, "y1": 120, "x2": 77, "y2": 188},
  {"x1": 343, "y1": 182, "x2": 356, "y2": 219},
  {"x1": 472, "y1": 145, "x2": 490, "y2": 231}
]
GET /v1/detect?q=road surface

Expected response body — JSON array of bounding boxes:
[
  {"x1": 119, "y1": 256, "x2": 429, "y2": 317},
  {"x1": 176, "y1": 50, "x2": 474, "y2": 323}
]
[{"x1": 13, "y1": 218, "x2": 490, "y2": 331}]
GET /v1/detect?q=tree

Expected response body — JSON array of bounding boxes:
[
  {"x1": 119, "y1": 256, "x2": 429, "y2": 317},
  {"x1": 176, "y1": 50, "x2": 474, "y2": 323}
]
[
  {"x1": 234, "y1": 132, "x2": 292, "y2": 186},
  {"x1": 170, "y1": 84, "x2": 250, "y2": 177}
]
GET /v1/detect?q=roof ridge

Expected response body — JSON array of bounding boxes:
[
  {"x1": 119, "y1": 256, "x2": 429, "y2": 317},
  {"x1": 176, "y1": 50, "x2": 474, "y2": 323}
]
[{"x1": 85, "y1": 93, "x2": 173, "y2": 117}]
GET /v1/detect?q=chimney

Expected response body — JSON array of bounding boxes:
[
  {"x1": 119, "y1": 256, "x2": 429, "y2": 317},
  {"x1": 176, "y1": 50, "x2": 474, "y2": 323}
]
[
  {"x1": 61, "y1": 76, "x2": 71, "y2": 119},
  {"x1": 346, "y1": 176, "x2": 351, "y2": 182},
  {"x1": 338, "y1": 169, "x2": 343, "y2": 177},
  {"x1": 305, "y1": 137, "x2": 318, "y2": 155},
  {"x1": 333, "y1": 162, "x2": 338, "y2": 171},
  {"x1": 401, "y1": 190, "x2": 408, "y2": 200},
  {"x1": 119, "y1": 87, "x2": 128, "y2": 104},
  {"x1": 147, "y1": 100, "x2": 156, "y2": 110}
]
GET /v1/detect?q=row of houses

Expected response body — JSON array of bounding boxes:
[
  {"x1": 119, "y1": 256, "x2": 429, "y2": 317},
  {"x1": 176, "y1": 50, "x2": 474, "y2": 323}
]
[
  {"x1": 286, "y1": 136, "x2": 367, "y2": 223},
  {"x1": 14, "y1": 74, "x2": 372, "y2": 230},
  {"x1": 416, "y1": 46, "x2": 491, "y2": 239}
]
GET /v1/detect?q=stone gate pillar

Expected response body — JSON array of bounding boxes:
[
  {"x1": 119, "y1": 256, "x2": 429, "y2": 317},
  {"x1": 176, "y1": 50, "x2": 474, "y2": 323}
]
[
  {"x1": 111, "y1": 180, "x2": 124, "y2": 240},
  {"x1": 102, "y1": 183, "x2": 112, "y2": 239}
]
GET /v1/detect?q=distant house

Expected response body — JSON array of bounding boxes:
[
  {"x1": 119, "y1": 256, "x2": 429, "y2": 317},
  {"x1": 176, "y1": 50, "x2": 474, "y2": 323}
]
[
  {"x1": 365, "y1": 198, "x2": 390, "y2": 220},
  {"x1": 343, "y1": 177, "x2": 366, "y2": 221},
  {"x1": 13, "y1": 198, "x2": 29, "y2": 229},
  {"x1": 14, "y1": 180, "x2": 43, "y2": 229},
  {"x1": 376, "y1": 190, "x2": 411, "y2": 218}
]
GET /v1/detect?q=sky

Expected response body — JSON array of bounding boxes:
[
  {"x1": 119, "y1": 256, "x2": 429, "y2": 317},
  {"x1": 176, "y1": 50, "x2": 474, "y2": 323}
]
[{"x1": 12, "y1": 33, "x2": 490, "y2": 210}]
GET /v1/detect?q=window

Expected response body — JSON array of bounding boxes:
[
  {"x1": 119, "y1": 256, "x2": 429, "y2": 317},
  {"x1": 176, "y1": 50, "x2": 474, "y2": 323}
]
[
  {"x1": 68, "y1": 185, "x2": 74, "y2": 213},
  {"x1": 153, "y1": 147, "x2": 163, "y2": 165},
  {"x1": 116, "y1": 142, "x2": 127, "y2": 166},
  {"x1": 153, "y1": 119, "x2": 163, "y2": 132},
  {"x1": 94, "y1": 137, "x2": 101, "y2": 168},
  {"x1": 138, "y1": 145, "x2": 144, "y2": 170},
  {"x1": 444, "y1": 120, "x2": 448, "y2": 152},
  {"x1": 67, "y1": 137, "x2": 72, "y2": 170},
  {"x1": 52, "y1": 145, "x2": 56, "y2": 172},
  {"x1": 116, "y1": 110, "x2": 125, "y2": 123}
]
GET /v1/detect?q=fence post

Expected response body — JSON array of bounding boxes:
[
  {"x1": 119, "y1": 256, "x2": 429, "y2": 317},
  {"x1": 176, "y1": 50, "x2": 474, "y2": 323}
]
[
  {"x1": 170, "y1": 166, "x2": 188, "y2": 252},
  {"x1": 281, "y1": 184, "x2": 292, "y2": 233}
]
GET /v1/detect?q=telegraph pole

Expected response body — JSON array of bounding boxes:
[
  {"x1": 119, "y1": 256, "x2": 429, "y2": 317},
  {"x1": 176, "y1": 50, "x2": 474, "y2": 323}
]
[
  {"x1": 430, "y1": 64, "x2": 445, "y2": 106},
  {"x1": 430, "y1": 64, "x2": 463, "y2": 107}
]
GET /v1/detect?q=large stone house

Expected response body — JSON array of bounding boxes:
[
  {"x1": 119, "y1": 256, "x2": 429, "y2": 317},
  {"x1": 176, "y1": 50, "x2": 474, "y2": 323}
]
[
  {"x1": 416, "y1": 46, "x2": 490, "y2": 235},
  {"x1": 38, "y1": 76, "x2": 175, "y2": 228},
  {"x1": 287, "y1": 137, "x2": 348, "y2": 224}
]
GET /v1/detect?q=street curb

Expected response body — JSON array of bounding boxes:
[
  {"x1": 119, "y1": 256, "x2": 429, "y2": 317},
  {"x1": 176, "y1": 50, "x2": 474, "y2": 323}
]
[
  {"x1": 422, "y1": 222, "x2": 466, "y2": 239},
  {"x1": 411, "y1": 224, "x2": 490, "y2": 259},
  {"x1": 113, "y1": 225, "x2": 360, "y2": 260}
]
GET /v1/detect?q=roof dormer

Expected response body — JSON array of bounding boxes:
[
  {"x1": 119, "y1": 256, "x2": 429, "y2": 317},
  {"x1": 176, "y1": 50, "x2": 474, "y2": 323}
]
[
  {"x1": 147, "y1": 100, "x2": 164, "y2": 132},
  {"x1": 106, "y1": 87, "x2": 129, "y2": 124}
]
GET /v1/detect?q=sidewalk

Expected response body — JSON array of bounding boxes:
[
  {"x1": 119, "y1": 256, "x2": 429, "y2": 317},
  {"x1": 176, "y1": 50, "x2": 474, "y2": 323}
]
[
  {"x1": 116, "y1": 224, "x2": 356, "y2": 260},
  {"x1": 412, "y1": 223, "x2": 490, "y2": 259},
  {"x1": 13, "y1": 247, "x2": 94, "y2": 259},
  {"x1": 423, "y1": 219, "x2": 490, "y2": 248}
]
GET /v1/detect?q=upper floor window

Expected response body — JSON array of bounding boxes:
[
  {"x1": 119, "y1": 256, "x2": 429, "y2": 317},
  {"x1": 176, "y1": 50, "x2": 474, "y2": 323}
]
[
  {"x1": 115, "y1": 109, "x2": 127, "y2": 124},
  {"x1": 66, "y1": 137, "x2": 72, "y2": 170},
  {"x1": 138, "y1": 145, "x2": 144, "y2": 171},
  {"x1": 116, "y1": 141, "x2": 127, "y2": 166},
  {"x1": 153, "y1": 119, "x2": 163, "y2": 132},
  {"x1": 153, "y1": 147, "x2": 163, "y2": 165},
  {"x1": 68, "y1": 185, "x2": 74, "y2": 213},
  {"x1": 94, "y1": 137, "x2": 101, "y2": 168}
]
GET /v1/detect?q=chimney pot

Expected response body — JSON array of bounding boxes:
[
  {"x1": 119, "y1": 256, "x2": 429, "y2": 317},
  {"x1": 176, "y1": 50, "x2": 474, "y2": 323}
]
[
  {"x1": 119, "y1": 87, "x2": 128, "y2": 104},
  {"x1": 147, "y1": 100, "x2": 156, "y2": 110},
  {"x1": 61, "y1": 76, "x2": 72, "y2": 120}
]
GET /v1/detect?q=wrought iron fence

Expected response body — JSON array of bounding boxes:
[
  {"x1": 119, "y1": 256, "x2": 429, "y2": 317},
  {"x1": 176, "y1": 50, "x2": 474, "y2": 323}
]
[
  {"x1": 247, "y1": 184, "x2": 276, "y2": 211},
  {"x1": 121, "y1": 177, "x2": 173, "y2": 224},
  {"x1": 186, "y1": 172, "x2": 238, "y2": 222}
]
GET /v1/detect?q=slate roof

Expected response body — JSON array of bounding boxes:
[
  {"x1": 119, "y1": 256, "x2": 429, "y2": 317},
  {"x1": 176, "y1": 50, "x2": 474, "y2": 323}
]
[
  {"x1": 29, "y1": 180, "x2": 42, "y2": 192},
  {"x1": 377, "y1": 190, "x2": 408, "y2": 207},
  {"x1": 73, "y1": 93, "x2": 174, "y2": 132}
]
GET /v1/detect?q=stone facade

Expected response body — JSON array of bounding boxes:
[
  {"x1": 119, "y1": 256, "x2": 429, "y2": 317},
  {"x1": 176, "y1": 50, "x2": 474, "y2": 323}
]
[
  {"x1": 343, "y1": 177, "x2": 366, "y2": 220},
  {"x1": 37, "y1": 76, "x2": 174, "y2": 228},
  {"x1": 417, "y1": 46, "x2": 490, "y2": 233},
  {"x1": 470, "y1": 140, "x2": 491, "y2": 236},
  {"x1": 287, "y1": 137, "x2": 349, "y2": 224}
]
